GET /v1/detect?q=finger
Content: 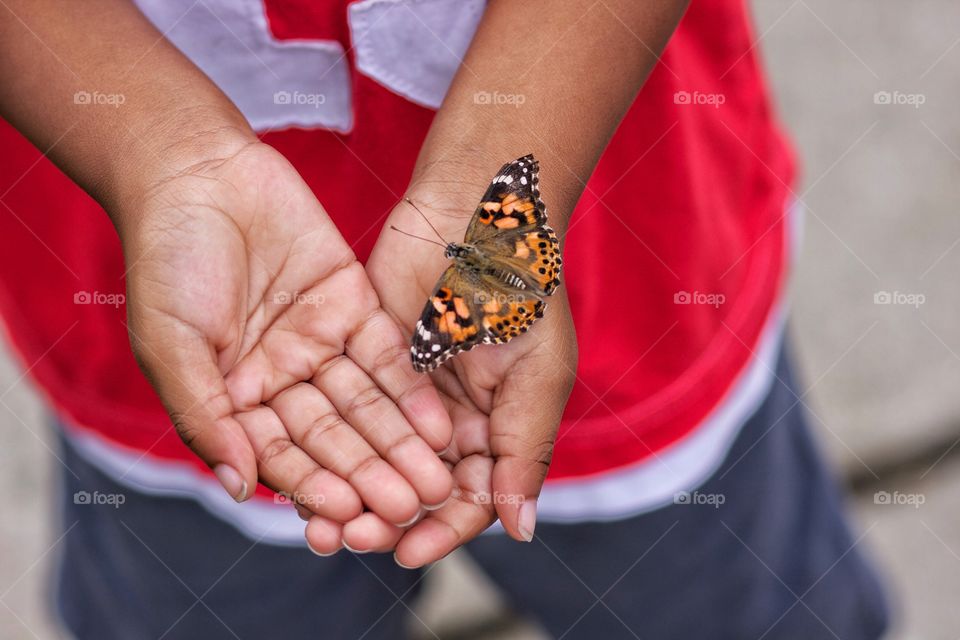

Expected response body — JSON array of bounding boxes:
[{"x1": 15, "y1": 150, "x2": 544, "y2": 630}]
[
  {"x1": 233, "y1": 408, "x2": 362, "y2": 521},
  {"x1": 314, "y1": 356, "x2": 454, "y2": 508},
  {"x1": 129, "y1": 321, "x2": 256, "y2": 502},
  {"x1": 222, "y1": 262, "x2": 369, "y2": 410},
  {"x1": 224, "y1": 262, "x2": 419, "y2": 414},
  {"x1": 305, "y1": 515, "x2": 344, "y2": 556},
  {"x1": 394, "y1": 455, "x2": 496, "y2": 569},
  {"x1": 346, "y1": 309, "x2": 452, "y2": 452},
  {"x1": 432, "y1": 370, "x2": 491, "y2": 464},
  {"x1": 489, "y1": 348, "x2": 575, "y2": 542},
  {"x1": 269, "y1": 382, "x2": 421, "y2": 525},
  {"x1": 341, "y1": 512, "x2": 404, "y2": 553}
]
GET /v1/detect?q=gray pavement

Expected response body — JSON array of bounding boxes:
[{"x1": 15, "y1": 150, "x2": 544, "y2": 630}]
[
  {"x1": 764, "y1": 0, "x2": 960, "y2": 477},
  {"x1": 2, "y1": 1, "x2": 959, "y2": 638}
]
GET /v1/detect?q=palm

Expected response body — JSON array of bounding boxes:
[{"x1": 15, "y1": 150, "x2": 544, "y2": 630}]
[
  {"x1": 127, "y1": 143, "x2": 349, "y2": 379},
  {"x1": 353, "y1": 201, "x2": 576, "y2": 567},
  {"x1": 122, "y1": 142, "x2": 453, "y2": 529}
]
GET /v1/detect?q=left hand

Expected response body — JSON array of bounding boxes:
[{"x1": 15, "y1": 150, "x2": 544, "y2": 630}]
[
  {"x1": 120, "y1": 139, "x2": 454, "y2": 531},
  {"x1": 303, "y1": 184, "x2": 578, "y2": 568}
]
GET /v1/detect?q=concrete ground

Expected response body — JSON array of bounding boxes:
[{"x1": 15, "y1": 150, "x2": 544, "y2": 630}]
[{"x1": 2, "y1": 1, "x2": 959, "y2": 638}]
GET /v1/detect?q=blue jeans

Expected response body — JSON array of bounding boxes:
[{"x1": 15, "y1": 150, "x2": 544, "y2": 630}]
[{"x1": 54, "y1": 345, "x2": 889, "y2": 639}]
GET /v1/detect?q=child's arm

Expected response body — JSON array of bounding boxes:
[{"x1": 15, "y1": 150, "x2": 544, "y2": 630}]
[
  {"x1": 0, "y1": 0, "x2": 455, "y2": 528},
  {"x1": 0, "y1": 0, "x2": 250, "y2": 215},
  {"x1": 412, "y1": 0, "x2": 690, "y2": 223},
  {"x1": 361, "y1": 0, "x2": 690, "y2": 565}
]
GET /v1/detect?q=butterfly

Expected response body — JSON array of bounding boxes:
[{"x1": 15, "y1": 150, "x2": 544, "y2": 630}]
[{"x1": 404, "y1": 154, "x2": 562, "y2": 372}]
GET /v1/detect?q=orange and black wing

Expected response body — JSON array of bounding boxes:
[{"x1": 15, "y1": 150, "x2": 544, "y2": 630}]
[
  {"x1": 469, "y1": 155, "x2": 562, "y2": 296},
  {"x1": 411, "y1": 266, "x2": 484, "y2": 372},
  {"x1": 464, "y1": 154, "x2": 547, "y2": 243},
  {"x1": 411, "y1": 155, "x2": 561, "y2": 371}
]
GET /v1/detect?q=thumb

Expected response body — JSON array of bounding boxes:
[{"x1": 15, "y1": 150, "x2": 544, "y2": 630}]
[
  {"x1": 128, "y1": 320, "x2": 258, "y2": 502},
  {"x1": 489, "y1": 341, "x2": 576, "y2": 542}
]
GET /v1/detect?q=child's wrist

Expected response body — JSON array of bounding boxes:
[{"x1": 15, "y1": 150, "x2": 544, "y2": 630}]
[
  {"x1": 104, "y1": 111, "x2": 256, "y2": 232},
  {"x1": 405, "y1": 149, "x2": 572, "y2": 239}
]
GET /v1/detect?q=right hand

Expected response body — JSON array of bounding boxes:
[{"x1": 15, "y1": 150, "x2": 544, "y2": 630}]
[
  {"x1": 118, "y1": 135, "x2": 454, "y2": 538},
  {"x1": 315, "y1": 181, "x2": 577, "y2": 566}
]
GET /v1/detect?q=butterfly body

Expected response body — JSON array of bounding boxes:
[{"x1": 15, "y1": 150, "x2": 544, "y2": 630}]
[
  {"x1": 409, "y1": 155, "x2": 562, "y2": 373},
  {"x1": 442, "y1": 242, "x2": 526, "y2": 290},
  {"x1": 443, "y1": 242, "x2": 482, "y2": 264}
]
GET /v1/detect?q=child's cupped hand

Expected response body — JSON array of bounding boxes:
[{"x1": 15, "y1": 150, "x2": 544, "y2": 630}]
[
  {"x1": 119, "y1": 136, "x2": 455, "y2": 537},
  {"x1": 323, "y1": 183, "x2": 577, "y2": 568}
]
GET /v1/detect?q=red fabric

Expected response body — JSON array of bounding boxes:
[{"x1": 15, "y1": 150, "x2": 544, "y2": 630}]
[{"x1": 0, "y1": 0, "x2": 794, "y2": 481}]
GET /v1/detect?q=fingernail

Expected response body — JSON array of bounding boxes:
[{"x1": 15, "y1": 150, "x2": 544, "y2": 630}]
[
  {"x1": 518, "y1": 498, "x2": 537, "y2": 542},
  {"x1": 341, "y1": 539, "x2": 370, "y2": 554},
  {"x1": 397, "y1": 508, "x2": 424, "y2": 527},
  {"x1": 394, "y1": 552, "x2": 418, "y2": 570},
  {"x1": 423, "y1": 493, "x2": 452, "y2": 511},
  {"x1": 213, "y1": 464, "x2": 248, "y2": 502},
  {"x1": 307, "y1": 542, "x2": 338, "y2": 557}
]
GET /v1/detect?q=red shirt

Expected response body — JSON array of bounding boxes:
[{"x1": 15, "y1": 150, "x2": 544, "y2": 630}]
[{"x1": 0, "y1": 0, "x2": 794, "y2": 496}]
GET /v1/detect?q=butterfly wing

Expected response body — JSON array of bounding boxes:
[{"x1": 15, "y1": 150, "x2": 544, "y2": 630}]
[
  {"x1": 410, "y1": 154, "x2": 561, "y2": 372},
  {"x1": 468, "y1": 154, "x2": 562, "y2": 296},
  {"x1": 411, "y1": 267, "x2": 547, "y2": 371},
  {"x1": 473, "y1": 225, "x2": 562, "y2": 296},
  {"x1": 411, "y1": 266, "x2": 484, "y2": 372},
  {"x1": 472, "y1": 282, "x2": 546, "y2": 345},
  {"x1": 465, "y1": 154, "x2": 547, "y2": 243}
]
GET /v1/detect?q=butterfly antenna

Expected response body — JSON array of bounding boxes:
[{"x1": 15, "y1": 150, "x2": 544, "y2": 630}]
[
  {"x1": 403, "y1": 197, "x2": 448, "y2": 244},
  {"x1": 389, "y1": 225, "x2": 447, "y2": 248}
]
